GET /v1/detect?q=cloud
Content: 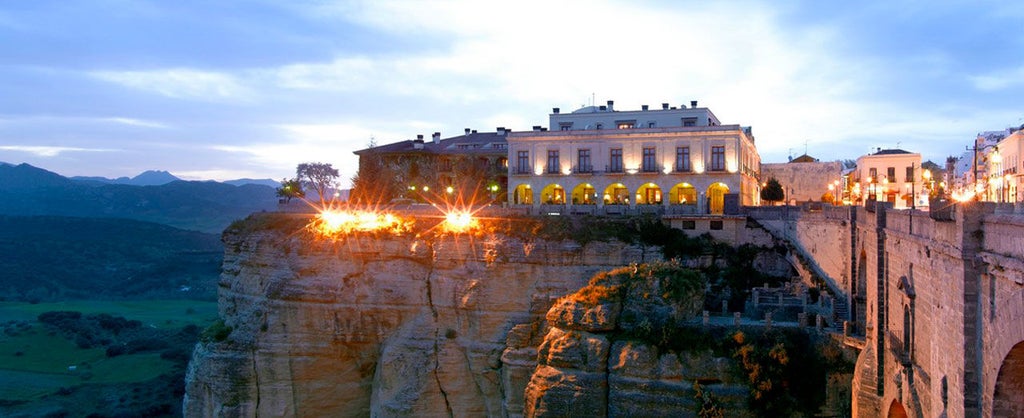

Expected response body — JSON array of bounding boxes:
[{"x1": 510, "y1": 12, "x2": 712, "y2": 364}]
[
  {"x1": 102, "y1": 117, "x2": 169, "y2": 129},
  {"x1": 0, "y1": 145, "x2": 120, "y2": 157},
  {"x1": 90, "y1": 68, "x2": 256, "y2": 103},
  {"x1": 969, "y1": 65, "x2": 1024, "y2": 91}
]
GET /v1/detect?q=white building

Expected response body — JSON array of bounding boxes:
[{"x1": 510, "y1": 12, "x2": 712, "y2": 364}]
[
  {"x1": 853, "y1": 148, "x2": 924, "y2": 208},
  {"x1": 506, "y1": 100, "x2": 760, "y2": 214}
]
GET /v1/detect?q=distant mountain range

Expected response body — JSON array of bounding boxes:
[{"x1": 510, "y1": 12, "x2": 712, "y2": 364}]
[
  {"x1": 0, "y1": 163, "x2": 280, "y2": 233},
  {"x1": 70, "y1": 170, "x2": 279, "y2": 188}
]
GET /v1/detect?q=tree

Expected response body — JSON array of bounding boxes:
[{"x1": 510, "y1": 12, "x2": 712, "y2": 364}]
[
  {"x1": 761, "y1": 177, "x2": 785, "y2": 205},
  {"x1": 297, "y1": 162, "x2": 339, "y2": 204},
  {"x1": 276, "y1": 178, "x2": 304, "y2": 203},
  {"x1": 350, "y1": 155, "x2": 400, "y2": 204}
]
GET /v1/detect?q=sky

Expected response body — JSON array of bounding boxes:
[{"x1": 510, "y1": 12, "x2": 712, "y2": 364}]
[{"x1": 1, "y1": 0, "x2": 1022, "y2": 186}]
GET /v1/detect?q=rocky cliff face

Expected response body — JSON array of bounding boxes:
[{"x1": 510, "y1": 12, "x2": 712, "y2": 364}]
[
  {"x1": 183, "y1": 214, "x2": 660, "y2": 417},
  {"x1": 521, "y1": 263, "x2": 750, "y2": 417}
]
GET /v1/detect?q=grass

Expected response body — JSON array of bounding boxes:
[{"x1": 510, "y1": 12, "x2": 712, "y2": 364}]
[{"x1": 0, "y1": 299, "x2": 218, "y2": 404}]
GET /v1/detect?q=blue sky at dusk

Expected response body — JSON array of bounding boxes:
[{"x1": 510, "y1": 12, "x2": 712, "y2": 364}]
[{"x1": 1, "y1": 0, "x2": 1022, "y2": 186}]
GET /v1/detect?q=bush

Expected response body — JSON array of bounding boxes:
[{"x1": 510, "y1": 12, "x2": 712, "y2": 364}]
[{"x1": 199, "y1": 319, "x2": 232, "y2": 343}]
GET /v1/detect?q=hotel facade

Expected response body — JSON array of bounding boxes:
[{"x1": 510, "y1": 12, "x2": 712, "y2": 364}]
[{"x1": 506, "y1": 100, "x2": 761, "y2": 214}]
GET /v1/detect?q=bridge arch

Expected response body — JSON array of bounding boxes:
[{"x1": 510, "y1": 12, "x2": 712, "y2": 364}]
[
  {"x1": 993, "y1": 340, "x2": 1024, "y2": 417},
  {"x1": 886, "y1": 399, "x2": 908, "y2": 418}
]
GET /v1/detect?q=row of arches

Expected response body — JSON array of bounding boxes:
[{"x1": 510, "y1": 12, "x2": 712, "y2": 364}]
[{"x1": 511, "y1": 181, "x2": 731, "y2": 213}]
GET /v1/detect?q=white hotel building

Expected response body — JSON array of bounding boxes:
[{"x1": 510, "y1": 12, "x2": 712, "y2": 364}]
[{"x1": 506, "y1": 100, "x2": 761, "y2": 214}]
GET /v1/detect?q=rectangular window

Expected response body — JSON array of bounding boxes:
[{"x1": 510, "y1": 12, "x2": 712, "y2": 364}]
[
  {"x1": 609, "y1": 148, "x2": 623, "y2": 173},
  {"x1": 547, "y1": 150, "x2": 560, "y2": 174},
  {"x1": 869, "y1": 168, "x2": 877, "y2": 182},
  {"x1": 617, "y1": 121, "x2": 636, "y2": 129},
  {"x1": 711, "y1": 146, "x2": 726, "y2": 171},
  {"x1": 516, "y1": 151, "x2": 529, "y2": 174},
  {"x1": 577, "y1": 149, "x2": 592, "y2": 173},
  {"x1": 681, "y1": 220, "x2": 696, "y2": 230},
  {"x1": 682, "y1": 117, "x2": 697, "y2": 127},
  {"x1": 887, "y1": 167, "x2": 896, "y2": 182},
  {"x1": 642, "y1": 147, "x2": 657, "y2": 172},
  {"x1": 648, "y1": 122, "x2": 656, "y2": 128},
  {"x1": 710, "y1": 220, "x2": 724, "y2": 230},
  {"x1": 676, "y1": 147, "x2": 691, "y2": 172},
  {"x1": 905, "y1": 166, "x2": 914, "y2": 182}
]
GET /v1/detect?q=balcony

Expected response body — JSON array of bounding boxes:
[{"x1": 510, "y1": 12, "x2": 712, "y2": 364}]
[
  {"x1": 512, "y1": 167, "x2": 532, "y2": 176},
  {"x1": 606, "y1": 165, "x2": 624, "y2": 174},
  {"x1": 574, "y1": 165, "x2": 594, "y2": 174}
]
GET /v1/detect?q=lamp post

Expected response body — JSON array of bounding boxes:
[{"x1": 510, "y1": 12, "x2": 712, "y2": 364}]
[{"x1": 911, "y1": 162, "x2": 916, "y2": 210}]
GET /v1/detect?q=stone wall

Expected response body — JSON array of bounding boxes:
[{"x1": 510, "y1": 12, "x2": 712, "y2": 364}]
[
  {"x1": 761, "y1": 161, "x2": 843, "y2": 204},
  {"x1": 778, "y1": 202, "x2": 1024, "y2": 418}
]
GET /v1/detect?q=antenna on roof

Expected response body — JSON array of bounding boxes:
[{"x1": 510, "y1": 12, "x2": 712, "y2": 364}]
[
  {"x1": 896, "y1": 141, "x2": 901, "y2": 149},
  {"x1": 804, "y1": 139, "x2": 808, "y2": 156}
]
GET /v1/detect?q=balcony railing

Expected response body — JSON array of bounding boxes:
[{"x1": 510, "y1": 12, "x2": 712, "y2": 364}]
[
  {"x1": 512, "y1": 167, "x2": 532, "y2": 175},
  {"x1": 606, "y1": 165, "x2": 624, "y2": 174},
  {"x1": 574, "y1": 165, "x2": 594, "y2": 174}
]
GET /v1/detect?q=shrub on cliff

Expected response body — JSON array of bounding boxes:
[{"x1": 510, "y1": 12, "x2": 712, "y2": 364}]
[{"x1": 566, "y1": 261, "x2": 706, "y2": 348}]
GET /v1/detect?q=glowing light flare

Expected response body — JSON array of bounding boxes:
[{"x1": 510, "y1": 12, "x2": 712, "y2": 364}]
[
  {"x1": 442, "y1": 210, "x2": 479, "y2": 233},
  {"x1": 313, "y1": 209, "x2": 410, "y2": 236}
]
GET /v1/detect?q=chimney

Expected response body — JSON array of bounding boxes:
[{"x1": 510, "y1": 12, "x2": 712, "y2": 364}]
[
  {"x1": 691, "y1": 100, "x2": 698, "y2": 108},
  {"x1": 432, "y1": 132, "x2": 441, "y2": 143},
  {"x1": 662, "y1": 103, "x2": 669, "y2": 110},
  {"x1": 599, "y1": 105, "x2": 607, "y2": 111},
  {"x1": 606, "y1": 100, "x2": 614, "y2": 111},
  {"x1": 553, "y1": 107, "x2": 560, "y2": 114},
  {"x1": 416, "y1": 134, "x2": 424, "y2": 141},
  {"x1": 641, "y1": 104, "x2": 649, "y2": 111},
  {"x1": 532, "y1": 125, "x2": 542, "y2": 131},
  {"x1": 472, "y1": 129, "x2": 477, "y2": 134},
  {"x1": 496, "y1": 127, "x2": 506, "y2": 135},
  {"x1": 465, "y1": 128, "x2": 471, "y2": 136}
]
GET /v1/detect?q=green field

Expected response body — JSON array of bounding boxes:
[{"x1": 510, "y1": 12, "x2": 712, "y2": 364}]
[{"x1": 0, "y1": 300, "x2": 218, "y2": 405}]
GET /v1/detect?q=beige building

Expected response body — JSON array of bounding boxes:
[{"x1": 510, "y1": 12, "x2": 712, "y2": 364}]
[
  {"x1": 761, "y1": 154, "x2": 843, "y2": 205},
  {"x1": 853, "y1": 148, "x2": 924, "y2": 208},
  {"x1": 990, "y1": 128, "x2": 1023, "y2": 202},
  {"x1": 506, "y1": 100, "x2": 760, "y2": 214}
]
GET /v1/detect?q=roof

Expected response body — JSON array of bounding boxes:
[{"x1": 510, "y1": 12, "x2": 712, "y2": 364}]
[
  {"x1": 789, "y1": 154, "x2": 818, "y2": 163},
  {"x1": 354, "y1": 131, "x2": 508, "y2": 156},
  {"x1": 871, "y1": 149, "x2": 913, "y2": 156}
]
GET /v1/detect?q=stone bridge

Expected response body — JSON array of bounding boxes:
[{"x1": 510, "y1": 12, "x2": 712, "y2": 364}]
[{"x1": 748, "y1": 202, "x2": 1024, "y2": 418}]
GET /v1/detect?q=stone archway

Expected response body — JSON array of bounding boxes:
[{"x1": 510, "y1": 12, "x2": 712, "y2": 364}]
[
  {"x1": 603, "y1": 183, "x2": 630, "y2": 205},
  {"x1": 513, "y1": 184, "x2": 533, "y2": 205},
  {"x1": 887, "y1": 399, "x2": 908, "y2": 418},
  {"x1": 854, "y1": 249, "x2": 868, "y2": 335},
  {"x1": 707, "y1": 183, "x2": 729, "y2": 214},
  {"x1": 540, "y1": 184, "x2": 565, "y2": 205},
  {"x1": 571, "y1": 183, "x2": 597, "y2": 205},
  {"x1": 669, "y1": 183, "x2": 697, "y2": 205},
  {"x1": 636, "y1": 182, "x2": 662, "y2": 205},
  {"x1": 993, "y1": 341, "x2": 1024, "y2": 417}
]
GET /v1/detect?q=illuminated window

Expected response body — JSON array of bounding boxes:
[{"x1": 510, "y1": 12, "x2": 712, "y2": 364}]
[
  {"x1": 676, "y1": 147, "x2": 690, "y2": 172},
  {"x1": 609, "y1": 148, "x2": 623, "y2": 173},
  {"x1": 869, "y1": 168, "x2": 877, "y2": 182},
  {"x1": 642, "y1": 147, "x2": 657, "y2": 172},
  {"x1": 547, "y1": 150, "x2": 560, "y2": 174},
  {"x1": 617, "y1": 120, "x2": 636, "y2": 129},
  {"x1": 905, "y1": 166, "x2": 914, "y2": 182},
  {"x1": 711, "y1": 146, "x2": 725, "y2": 171}
]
